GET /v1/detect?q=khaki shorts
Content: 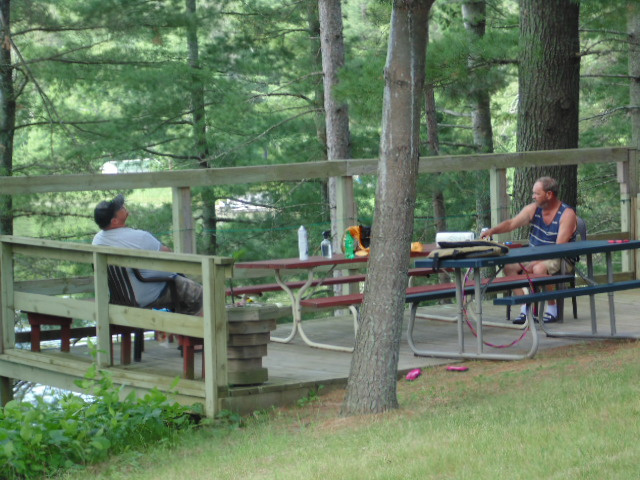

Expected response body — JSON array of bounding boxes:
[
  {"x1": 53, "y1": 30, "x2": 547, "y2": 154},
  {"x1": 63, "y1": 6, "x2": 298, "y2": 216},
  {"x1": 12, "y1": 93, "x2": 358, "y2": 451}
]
[
  {"x1": 147, "y1": 275, "x2": 203, "y2": 315},
  {"x1": 522, "y1": 258, "x2": 575, "y2": 275}
]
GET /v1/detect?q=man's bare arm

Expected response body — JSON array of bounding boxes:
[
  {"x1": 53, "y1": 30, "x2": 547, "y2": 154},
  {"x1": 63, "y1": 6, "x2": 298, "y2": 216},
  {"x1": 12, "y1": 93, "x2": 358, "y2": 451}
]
[
  {"x1": 482, "y1": 203, "x2": 536, "y2": 238},
  {"x1": 556, "y1": 208, "x2": 577, "y2": 244}
]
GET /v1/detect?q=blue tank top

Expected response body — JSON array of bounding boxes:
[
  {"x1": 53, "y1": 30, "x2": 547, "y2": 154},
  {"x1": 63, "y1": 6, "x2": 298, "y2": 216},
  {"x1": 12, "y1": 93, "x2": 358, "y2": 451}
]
[{"x1": 529, "y1": 203, "x2": 575, "y2": 246}]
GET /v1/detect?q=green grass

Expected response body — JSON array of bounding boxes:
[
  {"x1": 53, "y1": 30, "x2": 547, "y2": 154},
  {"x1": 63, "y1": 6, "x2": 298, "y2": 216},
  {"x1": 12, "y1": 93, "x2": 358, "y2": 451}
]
[{"x1": 59, "y1": 340, "x2": 640, "y2": 480}]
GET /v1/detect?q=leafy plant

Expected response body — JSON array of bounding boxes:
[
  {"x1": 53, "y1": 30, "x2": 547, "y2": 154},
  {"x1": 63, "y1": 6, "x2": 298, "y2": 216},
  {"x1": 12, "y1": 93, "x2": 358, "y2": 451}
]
[
  {"x1": 0, "y1": 361, "x2": 198, "y2": 479},
  {"x1": 297, "y1": 385, "x2": 324, "y2": 408}
]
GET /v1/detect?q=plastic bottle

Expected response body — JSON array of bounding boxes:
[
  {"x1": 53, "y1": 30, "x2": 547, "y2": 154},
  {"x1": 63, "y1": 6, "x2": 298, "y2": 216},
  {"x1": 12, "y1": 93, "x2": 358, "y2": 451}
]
[
  {"x1": 298, "y1": 225, "x2": 308, "y2": 260},
  {"x1": 344, "y1": 231, "x2": 355, "y2": 259},
  {"x1": 321, "y1": 230, "x2": 333, "y2": 258}
]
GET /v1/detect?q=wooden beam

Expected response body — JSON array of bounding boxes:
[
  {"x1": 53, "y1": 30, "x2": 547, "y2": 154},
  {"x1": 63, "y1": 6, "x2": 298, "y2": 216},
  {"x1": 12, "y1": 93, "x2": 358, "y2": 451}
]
[
  {"x1": 489, "y1": 168, "x2": 510, "y2": 242},
  {"x1": 202, "y1": 257, "x2": 229, "y2": 417},
  {"x1": 172, "y1": 187, "x2": 196, "y2": 254},
  {"x1": 0, "y1": 242, "x2": 15, "y2": 351},
  {"x1": 0, "y1": 147, "x2": 630, "y2": 194},
  {"x1": 93, "y1": 252, "x2": 112, "y2": 367}
]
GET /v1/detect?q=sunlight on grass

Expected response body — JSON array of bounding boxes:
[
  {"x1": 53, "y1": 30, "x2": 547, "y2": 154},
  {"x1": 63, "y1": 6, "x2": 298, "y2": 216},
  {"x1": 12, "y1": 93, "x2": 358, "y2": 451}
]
[{"x1": 62, "y1": 341, "x2": 640, "y2": 480}]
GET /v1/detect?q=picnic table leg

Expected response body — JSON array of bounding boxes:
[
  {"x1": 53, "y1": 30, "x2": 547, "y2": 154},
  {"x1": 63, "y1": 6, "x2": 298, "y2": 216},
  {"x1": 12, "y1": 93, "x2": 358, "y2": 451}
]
[
  {"x1": 295, "y1": 271, "x2": 354, "y2": 353},
  {"x1": 606, "y1": 252, "x2": 617, "y2": 336},
  {"x1": 473, "y1": 268, "x2": 483, "y2": 355},
  {"x1": 588, "y1": 252, "x2": 597, "y2": 334},
  {"x1": 454, "y1": 268, "x2": 465, "y2": 355},
  {"x1": 407, "y1": 295, "x2": 540, "y2": 360},
  {"x1": 269, "y1": 269, "x2": 309, "y2": 344}
]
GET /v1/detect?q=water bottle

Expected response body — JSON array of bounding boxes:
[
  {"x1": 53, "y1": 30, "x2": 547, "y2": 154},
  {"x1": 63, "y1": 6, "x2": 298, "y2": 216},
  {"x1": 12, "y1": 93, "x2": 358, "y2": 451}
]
[
  {"x1": 321, "y1": 230, "x2": 333, "y2": 258},
  {"x1": 344, "y1": 231, "x2": 355, "y2": 259},
  {"x1": 298, "y1": 225, "x2": 308, "y2": 260}
]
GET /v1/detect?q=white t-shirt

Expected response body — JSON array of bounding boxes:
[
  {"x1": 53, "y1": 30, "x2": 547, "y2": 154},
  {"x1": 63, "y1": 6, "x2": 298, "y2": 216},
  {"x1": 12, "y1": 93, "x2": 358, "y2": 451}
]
[{"x1": 92, "y1": 227, "x2": 175, "y2": 307}]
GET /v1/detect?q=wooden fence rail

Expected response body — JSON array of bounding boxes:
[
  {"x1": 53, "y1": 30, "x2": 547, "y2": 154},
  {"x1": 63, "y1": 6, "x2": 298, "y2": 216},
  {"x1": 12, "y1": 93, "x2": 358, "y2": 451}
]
[{"x1": 0, "y1": 235, "x2": 234, "y2": 417}]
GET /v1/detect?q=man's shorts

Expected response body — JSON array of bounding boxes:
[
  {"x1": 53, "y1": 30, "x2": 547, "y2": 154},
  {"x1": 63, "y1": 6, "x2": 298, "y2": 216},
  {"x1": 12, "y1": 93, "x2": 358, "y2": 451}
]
[
  {"x1": 521, "y1": 258, "x2": 575, "y2": 275},
  {"x1": 147, "y1": 275, "x2": 203, "y2": 315}
]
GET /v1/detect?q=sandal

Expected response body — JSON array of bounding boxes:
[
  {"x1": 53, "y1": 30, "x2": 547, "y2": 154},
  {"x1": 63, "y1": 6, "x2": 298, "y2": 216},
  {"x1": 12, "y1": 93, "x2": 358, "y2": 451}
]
[
  {"x1": 542, "y1": 312, "x2": 558, "y2": 323},
  {"x1": 512, "y1": 313, "x2": 527, "y2": 325}
]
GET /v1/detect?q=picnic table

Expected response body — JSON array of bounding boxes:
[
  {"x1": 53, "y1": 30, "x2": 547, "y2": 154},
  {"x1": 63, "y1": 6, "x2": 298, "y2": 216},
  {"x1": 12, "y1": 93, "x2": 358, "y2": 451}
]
[
  {"x1": 413, "y1": 239, "x2": 640, "y2": 361},
  {"x1": 235, "y1": 248, "x2": 435, "y2": 352}
]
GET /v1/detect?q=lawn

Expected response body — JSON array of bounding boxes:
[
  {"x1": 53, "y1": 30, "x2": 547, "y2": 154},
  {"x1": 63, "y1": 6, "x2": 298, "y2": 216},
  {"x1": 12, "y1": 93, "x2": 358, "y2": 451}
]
[{"x1": 61, "y1": 339, "x2": 640, "y2": 480}]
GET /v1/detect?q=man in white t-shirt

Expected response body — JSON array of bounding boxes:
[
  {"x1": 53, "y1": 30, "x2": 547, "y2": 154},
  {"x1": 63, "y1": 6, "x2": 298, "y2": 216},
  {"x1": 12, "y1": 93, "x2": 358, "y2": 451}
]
[{"x1": 92, "y1": 194, "x2": 203, "y2": 315}]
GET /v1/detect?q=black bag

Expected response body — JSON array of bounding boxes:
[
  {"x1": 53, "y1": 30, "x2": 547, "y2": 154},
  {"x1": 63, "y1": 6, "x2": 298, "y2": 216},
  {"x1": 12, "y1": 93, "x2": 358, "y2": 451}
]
[{"x1": 427, "y1": 240, "x2": 509, "y2": 269}]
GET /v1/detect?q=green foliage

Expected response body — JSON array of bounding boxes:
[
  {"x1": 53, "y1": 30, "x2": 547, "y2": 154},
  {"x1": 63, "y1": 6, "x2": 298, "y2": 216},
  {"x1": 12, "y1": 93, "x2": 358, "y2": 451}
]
[
  {"x1": 296, "y1": 385, "x2": 324, "y2": 408},
  {"x1": 3, "y1": 0, "x2": 637, "y2": 256},
  {"x1": 0, "y1": 361, "x2": 197, "y2": 479}
]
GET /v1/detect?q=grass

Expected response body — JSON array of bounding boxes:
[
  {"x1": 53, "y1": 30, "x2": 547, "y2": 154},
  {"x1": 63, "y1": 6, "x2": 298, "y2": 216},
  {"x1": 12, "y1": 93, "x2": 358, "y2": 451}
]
[{"x1": 59, "y1": 339, "x2": 640, "y2": 480}]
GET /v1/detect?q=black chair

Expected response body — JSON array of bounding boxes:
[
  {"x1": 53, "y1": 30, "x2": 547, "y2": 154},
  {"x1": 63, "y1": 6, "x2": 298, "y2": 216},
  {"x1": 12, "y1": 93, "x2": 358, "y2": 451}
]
[
  {"x1": 107, "y1": 266, "x2": 203, "y2": 378},
  {"x1": 557, "y1": 215, "x2": 587, "y2": 321},
  {"x1": 107, "y1": 265, "x2": 177, "y2": 363}
]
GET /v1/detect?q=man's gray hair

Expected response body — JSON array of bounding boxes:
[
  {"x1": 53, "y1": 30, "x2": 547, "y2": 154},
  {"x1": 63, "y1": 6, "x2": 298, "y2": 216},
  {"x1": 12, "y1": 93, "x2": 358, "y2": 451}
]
[{"x1": 536, "y1": 176, "x2": 558, "y2": 196}]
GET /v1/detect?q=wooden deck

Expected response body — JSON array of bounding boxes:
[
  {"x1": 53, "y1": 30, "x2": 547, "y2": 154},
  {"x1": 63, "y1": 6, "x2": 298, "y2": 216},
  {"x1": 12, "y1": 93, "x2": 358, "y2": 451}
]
[{"x1": 5, "y1": 290, "x2": 639, "y2": 413}]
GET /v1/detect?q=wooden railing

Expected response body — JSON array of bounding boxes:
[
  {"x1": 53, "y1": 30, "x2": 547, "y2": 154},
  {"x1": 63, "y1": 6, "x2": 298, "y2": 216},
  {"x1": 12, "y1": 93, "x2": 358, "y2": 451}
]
[
  {"x1": 0, "y1": 235, "x2": 234, "y2": 416},
  {"x1": 0, "y1": 146, "x2": 638, "y2": 275}
]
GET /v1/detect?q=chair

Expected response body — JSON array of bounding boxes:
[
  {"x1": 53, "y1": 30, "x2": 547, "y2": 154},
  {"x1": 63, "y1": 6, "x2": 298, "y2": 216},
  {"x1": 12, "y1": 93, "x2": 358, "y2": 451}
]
[
  {"x1": 107, "y1": 265, "x2": 178, "y2": 364},
  {"x1": 107, "y1": 266, "x2": 203, "y2": 378},
  {"x1": 557, "y1": 215, "x2": 587, "y2": 321}
]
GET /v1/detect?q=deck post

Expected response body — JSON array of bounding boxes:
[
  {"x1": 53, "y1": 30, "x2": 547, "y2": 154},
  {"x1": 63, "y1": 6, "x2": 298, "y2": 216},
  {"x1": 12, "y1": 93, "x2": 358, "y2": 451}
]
[
  {"x1": 202, "y1": 256, "x2": 230, "y2": 418},
  {"x1": 0, "y1": 241, "x2": 16, "y2": 351},
  {"x1": 619, "y1": 150, "x2": 639, "y2": 273},
  {"x1": 93, "y1": 252, "x2": 112, "y2": 367},
  {"x1": 489, "y1": 168, "x2": 510, "y2": 242},
  {"x1": 334, "y1": 172, "x2": 358, "y2": 294},
  {"x1": 172, "y1": 186, "x2": 196, "y2": 254},
  {"x1": 0, "y1": 241, "x2": 15, "y2": 406}
]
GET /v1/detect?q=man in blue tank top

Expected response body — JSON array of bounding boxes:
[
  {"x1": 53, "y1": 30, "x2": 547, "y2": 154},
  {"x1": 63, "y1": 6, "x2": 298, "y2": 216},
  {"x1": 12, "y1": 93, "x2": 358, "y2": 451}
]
[{"x1": 481, "y1": 177, "x2": 577, "y2": 324}]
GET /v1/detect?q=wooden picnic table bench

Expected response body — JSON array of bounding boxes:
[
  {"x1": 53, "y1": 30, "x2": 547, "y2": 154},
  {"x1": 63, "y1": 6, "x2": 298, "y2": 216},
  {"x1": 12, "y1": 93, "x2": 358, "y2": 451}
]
[
  {"x1": 300, "y1": 273, "x2": 576, "y2": 311},
  {"x1": 226, "y1": 267, "x2": 438, "y2": 299}
]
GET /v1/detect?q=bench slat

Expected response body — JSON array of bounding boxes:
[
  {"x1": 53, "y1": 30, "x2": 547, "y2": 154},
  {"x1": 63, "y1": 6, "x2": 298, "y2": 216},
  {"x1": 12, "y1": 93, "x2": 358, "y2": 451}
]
[
  {"x1": 493, "y1": 279, "x2": 640, "y2": 305},
  {"x1": 227, "y1": 274, "x2": 367, "y2": 296},
  {"x1": 301, "y1": 274, "x2": 575, "y2": 310}
]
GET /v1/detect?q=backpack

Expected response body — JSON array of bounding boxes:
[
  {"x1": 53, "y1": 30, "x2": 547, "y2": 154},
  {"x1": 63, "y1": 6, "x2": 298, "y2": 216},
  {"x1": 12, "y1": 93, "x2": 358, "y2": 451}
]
[{"x1": 427, "y1": 240, "x2": 509, "y2": 269}]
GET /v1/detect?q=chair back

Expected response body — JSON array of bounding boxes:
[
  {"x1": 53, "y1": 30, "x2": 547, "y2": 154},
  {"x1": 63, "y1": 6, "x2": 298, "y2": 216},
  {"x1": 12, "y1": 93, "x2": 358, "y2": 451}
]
[
  {"x1": 107, "y1": 265, "x2": 139, "y2": 307},
  {"x1": 576, "y1": 216, "x2": 587, "y2": 241}
]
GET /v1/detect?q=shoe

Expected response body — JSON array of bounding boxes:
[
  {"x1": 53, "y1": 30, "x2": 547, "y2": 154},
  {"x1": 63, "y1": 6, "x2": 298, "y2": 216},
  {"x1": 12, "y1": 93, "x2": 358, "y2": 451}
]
[
  {"x1": 512, "y1": 313, "x2": 527, "y2": 325},
  {"x1": 542, "y1": 312, "x2": 558, "y2": 323}
]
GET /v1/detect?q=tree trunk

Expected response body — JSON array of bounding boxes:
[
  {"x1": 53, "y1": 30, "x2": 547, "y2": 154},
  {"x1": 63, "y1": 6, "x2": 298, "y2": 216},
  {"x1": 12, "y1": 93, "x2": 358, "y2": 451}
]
[
  {"x1": 424, "y1": 82, "x2": 448, "y2": 233},
  {"x1": 308, "y1": 2, "x2": 327, "y2": 155},
  {"x1": 319, "y1": 0, "x2": 353, "y2": 256},
  {"x1": 342, "y1": 0, "x2": 434, "y2": 416},
  {"x1": 186, "y1": 0, "x2": 216, "y2": 254},
  {"x1": 462, "y1": 0, "x2": 492, "y2": 231},
  {"x1": 514, "y1": 0, "x2": 580, "y2": 238},
  {"x1": 629, "y1": 2, "x2": 640, "y2": 151},
  {"x1": 0, "y1": 0, "x2": 15, "y2": 235}
]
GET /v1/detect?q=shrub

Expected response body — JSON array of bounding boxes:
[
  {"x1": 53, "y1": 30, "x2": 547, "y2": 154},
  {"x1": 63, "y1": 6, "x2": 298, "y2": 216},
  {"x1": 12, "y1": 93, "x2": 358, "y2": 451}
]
[{"x1": 0, "y1": 363, "x2": 198, "y2": 479}]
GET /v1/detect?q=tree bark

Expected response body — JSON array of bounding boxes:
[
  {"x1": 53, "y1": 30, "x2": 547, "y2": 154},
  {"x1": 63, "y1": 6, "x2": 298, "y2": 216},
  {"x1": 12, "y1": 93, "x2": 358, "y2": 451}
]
[
  {"x1": 514, "y1": 0, "x2": 580, "y2": 236},
  {"x1": 186, "y1": 0, "x2": 216, "y2": 254},
  {"x1": 462, "y1": 0, "x2": 492, "y2": 231},
  {"x1": 629, "y1": 2, "x2": 640, "y2": 151},
  {"x1": 424, "y1": 82, "x2": 448, "y2": 233},
  {"x1": 342, "y1": 0, "x2": 434, "y2": 416},
  {"x1": 0, "y1": 0, "x2": 14, "y2": 235},
  {"x1": 319, "y1": 0, "x2": 353, "y2": 256}
]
